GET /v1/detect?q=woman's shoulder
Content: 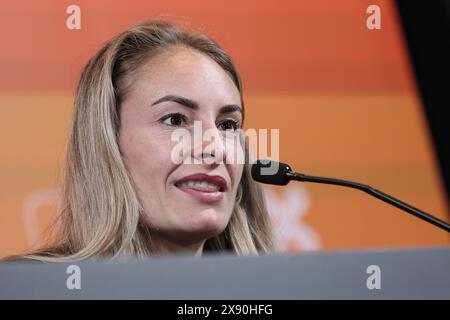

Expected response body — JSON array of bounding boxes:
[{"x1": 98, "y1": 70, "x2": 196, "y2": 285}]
[
  {"x1": 1, "y1": 249, "x2": 65, "y2": 264},
  {"x1": 1, "y1": 254, "x2": 48, "y2": 264}
]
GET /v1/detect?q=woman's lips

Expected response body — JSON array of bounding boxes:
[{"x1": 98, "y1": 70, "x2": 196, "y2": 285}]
[
  {"x1": 174, "y1": 173, "x2": 227, "y2": 203},
  {"x1": 176, "y1": 186, "x2": 224, "y2": 203}
]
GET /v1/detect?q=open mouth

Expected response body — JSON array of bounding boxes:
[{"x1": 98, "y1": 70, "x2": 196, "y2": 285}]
[
  {"x1": 174, "y1": 173, "x2": 227, "y2": 203},
  {"x1": 175, "y1": 180, "x2": 225, "y2": 192}
]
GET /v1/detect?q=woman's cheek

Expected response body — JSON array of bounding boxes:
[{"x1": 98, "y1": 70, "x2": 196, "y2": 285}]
[
  {"x1": 145, "y1": 127, "x2": 183, "y2": 164},
  {"x1": 224, "y1": 131, "x2": 242, "y2": 157}
]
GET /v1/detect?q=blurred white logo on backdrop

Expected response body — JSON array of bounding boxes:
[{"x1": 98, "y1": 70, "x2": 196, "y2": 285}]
[
  {"x1": 264, "y1": 184, "x2": 321, "y2": 251},
  {"x1": 22, "y1": 188, "x2": 60, "y2": 248}
]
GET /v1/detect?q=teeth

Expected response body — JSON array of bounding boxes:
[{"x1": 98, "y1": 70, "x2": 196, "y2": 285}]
[{"x1": 177, "y1": 180, "x2": 221, "y2": 191}]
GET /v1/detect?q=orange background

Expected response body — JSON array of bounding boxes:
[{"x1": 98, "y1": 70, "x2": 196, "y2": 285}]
[{"x1": 0, "y1": 0, "x2": 448, "y2": 257}]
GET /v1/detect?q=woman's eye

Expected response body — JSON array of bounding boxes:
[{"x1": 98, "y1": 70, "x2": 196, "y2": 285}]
[
  {"x1": 161, "y1": 113, "x2": 186, "y2": 127},
  {"x1": 218, "y1": 120, "x2": 239, "y2": 131}
]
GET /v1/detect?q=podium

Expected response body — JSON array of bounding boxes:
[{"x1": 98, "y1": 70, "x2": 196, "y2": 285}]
[{"x1": 1, "y1": 247, "x2": 449, "y2": 299}]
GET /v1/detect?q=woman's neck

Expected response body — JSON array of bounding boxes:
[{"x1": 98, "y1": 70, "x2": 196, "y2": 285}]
[{"x1": 150, "y1": 234, "x2": 205, "y2": 256}]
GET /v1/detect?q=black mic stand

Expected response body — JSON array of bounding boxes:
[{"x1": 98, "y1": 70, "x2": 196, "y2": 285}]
[{"x1": 253, "y1": 160, "x2": 450, "y2": 233}]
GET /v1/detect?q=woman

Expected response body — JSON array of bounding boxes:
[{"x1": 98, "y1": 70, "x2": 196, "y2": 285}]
[{"x1": 11, "y1": 18, "x2": 273, "y2": 261}]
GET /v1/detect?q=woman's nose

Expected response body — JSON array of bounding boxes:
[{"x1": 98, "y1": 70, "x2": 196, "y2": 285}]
[{"x1": 191, "y1": 120, "x2": 226, "y2": 165}]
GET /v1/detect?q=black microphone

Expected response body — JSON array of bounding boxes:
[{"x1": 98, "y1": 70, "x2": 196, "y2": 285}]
[{"x1": 251, "y1": 160, "x2": 450, "y2": 233}]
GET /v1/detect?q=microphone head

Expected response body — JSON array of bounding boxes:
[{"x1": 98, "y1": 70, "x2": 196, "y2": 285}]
[{"x1": 251, "y1": 160, "x2": 292, "y2": 185}]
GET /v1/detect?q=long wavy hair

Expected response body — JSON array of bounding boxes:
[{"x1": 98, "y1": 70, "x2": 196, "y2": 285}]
[{"x1": 11, "y1": 18, "x2": 274, "y2": 262}]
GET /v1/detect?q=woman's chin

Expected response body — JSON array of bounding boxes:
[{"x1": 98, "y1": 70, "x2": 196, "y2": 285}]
[{"x1": 183, "y1": 208, "x2": 229, "y2": 237}]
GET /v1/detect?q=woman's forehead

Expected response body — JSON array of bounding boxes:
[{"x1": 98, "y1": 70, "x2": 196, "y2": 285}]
[{"x1": 122, "y1": 47, "x2": 241, "y2": 107}]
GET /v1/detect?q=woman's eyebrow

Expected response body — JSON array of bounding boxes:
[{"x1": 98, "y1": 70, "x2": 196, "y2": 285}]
[
  {"x1": 151, "y1": 94, "x2": 243, "y2": 116},
  {"x1": 151, "y1": 95, "x2": 198, "y2": 109}
]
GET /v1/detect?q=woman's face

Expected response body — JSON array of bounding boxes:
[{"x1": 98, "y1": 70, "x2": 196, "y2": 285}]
[{"x1": 118, "y1": 46, "x2": 244, "y2": 252}]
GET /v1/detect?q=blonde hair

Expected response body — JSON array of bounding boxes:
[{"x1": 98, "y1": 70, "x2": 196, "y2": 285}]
[{"x1": 11, "y1": 18, "x2": 274, "y2": 262}]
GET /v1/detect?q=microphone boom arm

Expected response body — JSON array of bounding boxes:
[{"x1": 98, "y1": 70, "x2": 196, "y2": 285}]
[{"x1": 286, "y1": 171, "x2": 450, "y2": 233}]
